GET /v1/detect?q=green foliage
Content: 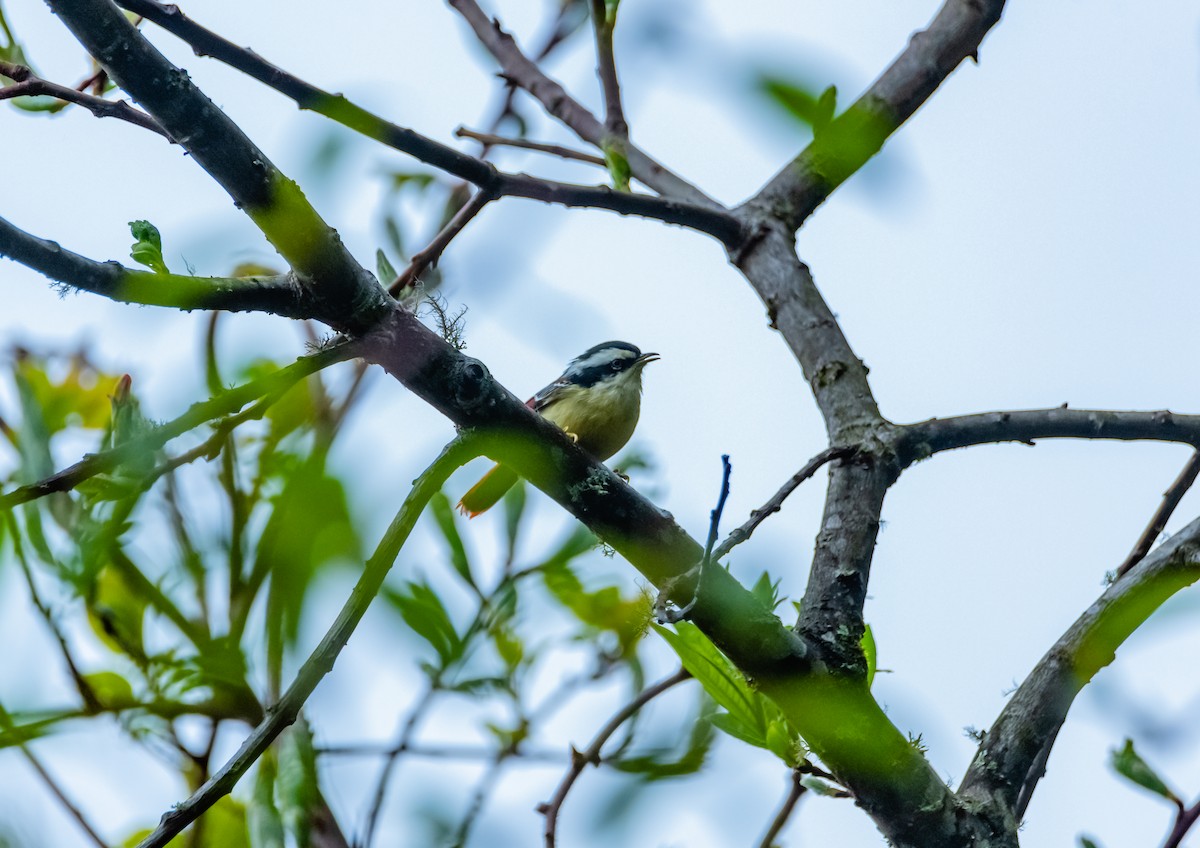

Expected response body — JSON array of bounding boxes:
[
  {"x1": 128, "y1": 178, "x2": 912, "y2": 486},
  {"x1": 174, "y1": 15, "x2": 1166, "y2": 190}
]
[
  {"x1": 385, "y1": 580, "x2": 464, "y2": 670},
  {"x1": 276, "y1": 722, "x2": 319, "y2": 848},
  {"x1": 603, "y1": 141, "x2": 631, "y2": 192},
  {"x1": 429, "y1": 491, "x2": 475, "y2": 589},
  {"x1": 375, "y1": 248, "x2": 398, "y2": 285},
  {"x1": 758, "y1": 75, "x2": 837, "y2": 135},
  {"x1": 128, "y1": 219, "x2": 170, "y2": 275},
  {"x1": 1109, "y1": 738, "x2": 1179, "y2": 804},
  {"x1": 122, "y1": 797, "x2": 250, "y2": 848},
  {"x1": 250, "y1": 753, "x2": 286, "y2": 848},
  {"x1": 655, "y1": 621, "x2": 803, "y2": 767}
]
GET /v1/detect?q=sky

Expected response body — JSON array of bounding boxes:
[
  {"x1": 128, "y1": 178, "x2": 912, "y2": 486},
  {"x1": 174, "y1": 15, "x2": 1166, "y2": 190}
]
[{"x1": 3, "y1": 1, "x2": 1200, "y2": 846}]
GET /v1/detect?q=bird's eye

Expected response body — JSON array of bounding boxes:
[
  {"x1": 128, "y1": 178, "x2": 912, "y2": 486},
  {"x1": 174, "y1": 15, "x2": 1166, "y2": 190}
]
[{"x1": 610, "y1": 360, "x2": 623, "y2": 370}]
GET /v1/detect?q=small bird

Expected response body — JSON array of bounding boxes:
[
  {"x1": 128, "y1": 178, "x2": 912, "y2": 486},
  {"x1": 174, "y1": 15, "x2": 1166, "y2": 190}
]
[{"x1": 457, "y1": 341, "x2": 659, "y2": 517}]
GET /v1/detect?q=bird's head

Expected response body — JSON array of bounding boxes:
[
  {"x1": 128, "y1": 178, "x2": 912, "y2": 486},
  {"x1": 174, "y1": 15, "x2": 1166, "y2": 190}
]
[{"x1": 563, "y1": 341, "x2": 659, "y2": 389}]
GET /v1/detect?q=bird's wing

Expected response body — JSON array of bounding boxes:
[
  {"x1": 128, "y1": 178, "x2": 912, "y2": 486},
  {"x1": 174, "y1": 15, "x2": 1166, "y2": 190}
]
[{"x1": 529, "y1": 378, "x2": 572, "y2": 413}]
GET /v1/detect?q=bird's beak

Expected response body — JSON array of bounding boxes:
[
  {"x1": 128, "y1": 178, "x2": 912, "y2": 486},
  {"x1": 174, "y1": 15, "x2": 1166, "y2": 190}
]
[{"x1": 635, "y1": 352, "x2": 660, "y2": 366}]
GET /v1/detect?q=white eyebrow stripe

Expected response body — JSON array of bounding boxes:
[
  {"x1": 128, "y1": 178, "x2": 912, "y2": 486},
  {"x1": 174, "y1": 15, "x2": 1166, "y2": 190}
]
[{"x1": 570, "y1": 348, "x2": 637, "y2": 371}]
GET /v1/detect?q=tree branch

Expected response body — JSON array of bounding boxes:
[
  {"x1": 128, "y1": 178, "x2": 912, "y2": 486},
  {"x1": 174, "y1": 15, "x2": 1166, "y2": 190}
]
[
  {"x1": 540, "y1": 668, "x2": 691, "y2": 847},
  {"x1": 756, "y1": 769, "x2": 807, "y2": 848},
  {"x1": 133, "y1": 436, "x2": 482, "y2": 848},
  {"x1": 112, "y1": 0, "x2": 742, "y2": 246},
  {"x1": 455, "y1": 127, "x2": 607, "y2": 167},
  {"x1": 0, "y1": 340, "x2": 356, "y2": 509},
  {"x1": 958, "y1": 515, "x2": 1200, "y2": 824},
  {"x1": 0, "y1": 59, "x2": 169, "y2": 137},
  {"x1": 0, "y1": 215, "x2": 316, "y2": 318},
  {"x1": 713, "y1": 446, "x2": 855, "y2": 561},
  {"x1": 745, "y1": 0, "x2": 1007, "y2": 230},
  {"x1": 389, "y1": 188, "x2": 496, "y2": 295},
  {"x1": 48, "y1": 0, "x2": 390, "y2": 334},
  {"x1": 446, "y1": 0, "x2": 718, "y2": 206},
  {"x1": 587, "y1": 0, "x2": 626, "y2": 139},
  {"x1": 899, "y1": 408, "x2": 1200, "y2": 464},
  {"x1": 1117, "y1": 450, "x2": 1200, "y2": 578}
]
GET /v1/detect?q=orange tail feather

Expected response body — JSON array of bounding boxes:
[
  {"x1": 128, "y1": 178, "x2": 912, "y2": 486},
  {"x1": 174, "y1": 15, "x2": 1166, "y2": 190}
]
[{"x1": 457, "y1": 464, "x2": 519, "y2": 518}]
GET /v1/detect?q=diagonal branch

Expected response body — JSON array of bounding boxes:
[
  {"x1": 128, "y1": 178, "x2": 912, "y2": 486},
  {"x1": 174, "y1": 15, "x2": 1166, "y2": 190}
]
[
  {"x1": 0, "y1": 59, "x2": 169, "y2": 137},
  {"x1": 455, "y1": 127, "x2": 606, "y2": 167},
  {"x1": 134, "y1": 436, "x2": 482, "y2": 848},
  {"x1": 958, "y1": 515, "x2": 1200, "y2": 824},
  {"x1": 389, "y1": 187, "x2": 496, "y2": 294},
  {"x1": 47, "y1": 0, "x2": 390, "y2": 334},
  {"x1": 446, "y1": 0, "x2": 718, "y2": 206},
  {"x1": 713, "y1": 446, "x2": 855, "y2": 561},
  {"x1": 745, "y1": 0, "x2": 1007, "y2": 230},
  {"x1": 0, "y1": 214, "x2": 315, "y2": 318},
  {"x1": 1117, "y1": 450, "x2": 1200, "y2": 578}
]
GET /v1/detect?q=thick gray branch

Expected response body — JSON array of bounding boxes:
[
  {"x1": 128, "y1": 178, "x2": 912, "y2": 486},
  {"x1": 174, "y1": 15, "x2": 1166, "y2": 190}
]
[
  {"x1": 959, "y1": 516, "x2": 1200, "y2": 823},
  {"x1": 46, "y1": 0, "x2": 390, "y2": 333},
  {"x1": 0, "y1": 214, "x2": 314, "y2": 318},
  {"x1": 745, "y1": 0, "x2": 1006, "y2": 230}
]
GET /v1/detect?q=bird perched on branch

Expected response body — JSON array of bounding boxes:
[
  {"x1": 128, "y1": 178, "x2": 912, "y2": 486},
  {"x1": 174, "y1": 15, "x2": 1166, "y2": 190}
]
[{"x1": 457, "y1": 341, "x2": 659, "y2": 517}]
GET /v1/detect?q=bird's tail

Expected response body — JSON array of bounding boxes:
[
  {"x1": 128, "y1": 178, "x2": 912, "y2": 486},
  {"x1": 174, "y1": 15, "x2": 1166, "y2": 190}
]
[{"x1": 457, "y1": 463, "x2": 520, "y2": 518}]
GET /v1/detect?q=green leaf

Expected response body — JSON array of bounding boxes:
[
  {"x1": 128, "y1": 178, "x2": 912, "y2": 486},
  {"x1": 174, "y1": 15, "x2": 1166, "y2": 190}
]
[
  {"x1": 256, "y1": 459, "x2": 361, "y2": 644},
  {"x1": 277, "y1": 722, "x2": 319, "y2": 848},
  {"x1": 800, "y1": 776, "x2": 850, "y2": 798},
  {"x1": 249, "y1": 754, "x2": 285, "y2": 848},
  {"x1": 1110, "y1": 739, "x2": 1179, "y2": 803},
  {"x1": 758, "y1": 76, "x2": 837, "y2": 135},
  {"x1": 603, "y1": 142, "x2": 631, "y2": 192},
  {"x1": 501, "y1": 481, "x2": 526, "y2": 564},
  {"x1": 861, "y1": 623, "x2": 877, "y2": 687},
  {"x1": 709, "y1": 711, "x2": 766, "y2": 749},
  {"x1": 375, "y1": 248, "x2": 397, "y2": 285},
  {"x1": 82, "y1": 671, "x2": 137, "y2": 710},
  {"x1": 654, "y1": 621, "x2": 761, "y2": 734},
  {"x1": 128, "y1": 219, "x2": 170, "y2": 275},
  {"x1": 491, "y1": 622, "x2": 524, "y2": 671},
  {"x1": 749, "y1": 570, "x2": 783, "y2": 611},
  {"x1": 384, "y1": 581, "x2": 462, "y2": 668},
  {"x1": 429, "y1": 491, "x2": 474, "y2": 588},
  {"x1": 1079, "y1": 838, "x2": 1102, "y2": 848}
]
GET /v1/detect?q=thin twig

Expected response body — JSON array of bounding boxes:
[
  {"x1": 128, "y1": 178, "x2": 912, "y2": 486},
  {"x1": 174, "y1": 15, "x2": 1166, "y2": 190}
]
[
  {"x1": 658, "y1": 455, "x2": 732, "y2": 622},
  {"x1": 539, "y1": 667, "x2": 691, "y2": 847},
  {"x1": 389, "y1": 188, "x2": 496, "y2": 295},
  {"x1": 587, "y1": 0, "x2": 627, "y2": 138},
  {"x1": 713, "y1": 446, "x2": 855, "y2": 562},
  {"x1": 319, "y1": 742, "x2": 563, "y2": 762},
  {"x1": 455, "y1": 127, "x2": 606, "y2": 166},
  {"x1": 757, "y1": 768, "x2": 807, "y2": 848},
  {"x1": 133, "y1": 436, "x2": 481, "y2": 848},
  {"x1": 446, "y1": 0, "x2": 717, "y2": 205},
  {"x1": 0, "y1": 59, "x2": 170, "y2": 138},
  {"x1": 1116, "y1": 450, "x2": 1200, "y2": 578},
  {"x1": 1163, "y1": 797, "x2": 1200, "y2": 848},
  {"x1": 20, "y1": 745, "x2": 109, "y2": 848},
  {"x1": 359, "y1": 685, "x2": 440, "y2": 848}
]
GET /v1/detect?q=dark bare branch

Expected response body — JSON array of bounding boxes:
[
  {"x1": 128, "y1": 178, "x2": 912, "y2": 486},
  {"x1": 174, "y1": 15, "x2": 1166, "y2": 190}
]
[
  {"x1": 713, "y1": 446, "x2": 855, "y2": 561},
  {"x1": 389, "y1": 189, "x2": 496, "y2": 295},
  {"x1": 446, "y1": 0, "x2": 718, "y2": 206},
  {"x1": 1117, "y1": 451, "x2": 1200, "y2": 578},
  {"x1": 958, "y1": 515, "x2": 1200, "y2": 824},
  {"x1": 134, "y1": 436, "x2": 482, "y2": 848},
  {"x1": 48, "y1": 0, "x2": 390, "y2": 334},
  {"x1": 111, "y1": 0, "x2": 741, "y2": 245},
  {"x1": 745, "y1": 0, "x2": 1007, "y2": 230},
  {"x1": 1164, "y1": 799, "x2": 1200, "y2": 848},
  {"x1": 757, "y1": 769, "x2": 807, "y2": 848},
  {"x1": 0, "y1": 215, "x2": 315, "y2": 319},
  {"x1": 455, "y1": 127, "x2": 607, "y2": 167},
  {"x1": 899, "y1": 408, "x2": 1200, "y2": 465},
  {"x1": 541, "y1": 668, "x2": 691, "y2": 847},
  {"x1": 0, "y1": 59, "x2": 169, "y2": 137}
]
